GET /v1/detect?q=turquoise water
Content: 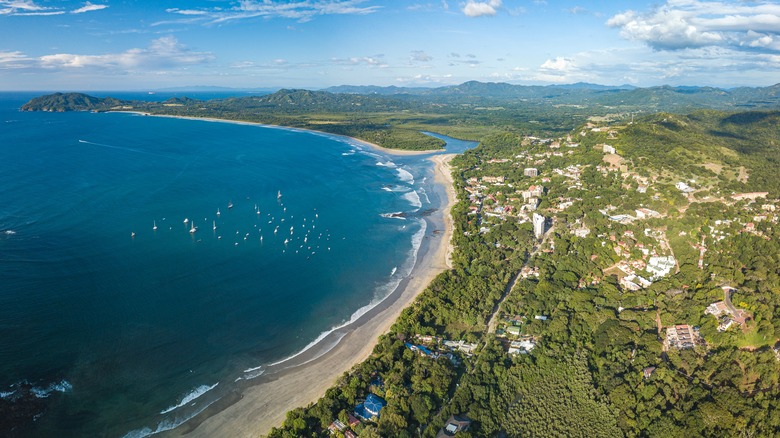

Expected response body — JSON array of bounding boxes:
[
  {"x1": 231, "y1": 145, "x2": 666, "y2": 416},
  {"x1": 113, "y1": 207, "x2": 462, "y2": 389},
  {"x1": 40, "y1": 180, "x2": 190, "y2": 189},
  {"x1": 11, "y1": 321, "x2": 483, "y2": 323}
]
[{"x1": 0, "y1": 93, "x2": 474, "y2": 437}]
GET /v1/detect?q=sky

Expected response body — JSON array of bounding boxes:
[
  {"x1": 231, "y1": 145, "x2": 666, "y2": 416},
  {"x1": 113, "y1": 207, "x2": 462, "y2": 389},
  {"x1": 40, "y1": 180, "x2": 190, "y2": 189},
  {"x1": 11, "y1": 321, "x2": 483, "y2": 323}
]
[{"x1": 1, "y1": 0, "x2": 779, "y2": 90}]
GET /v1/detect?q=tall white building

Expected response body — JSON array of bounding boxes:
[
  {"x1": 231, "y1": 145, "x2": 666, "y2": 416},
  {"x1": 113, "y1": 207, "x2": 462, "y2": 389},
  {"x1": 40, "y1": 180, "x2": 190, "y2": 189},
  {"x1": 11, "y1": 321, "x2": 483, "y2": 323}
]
[{"x1": 533, "y1": 213, "x2": 545, "y2": 239}]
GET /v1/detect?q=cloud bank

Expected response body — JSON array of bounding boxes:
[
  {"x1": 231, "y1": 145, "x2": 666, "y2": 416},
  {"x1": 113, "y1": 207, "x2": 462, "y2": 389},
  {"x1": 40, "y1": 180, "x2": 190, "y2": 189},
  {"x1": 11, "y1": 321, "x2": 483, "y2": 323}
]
[{"x1": 608, "y1": 0, "x2": 780, "y2": 52}]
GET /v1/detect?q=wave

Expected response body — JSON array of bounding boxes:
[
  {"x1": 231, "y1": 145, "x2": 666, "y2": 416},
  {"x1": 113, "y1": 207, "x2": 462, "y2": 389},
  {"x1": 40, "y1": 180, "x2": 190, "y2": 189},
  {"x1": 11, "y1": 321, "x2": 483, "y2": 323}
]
[
  {"x1": 383, "y1": 185, "x2": 411, "y2": 193},
  {"x1": 419, "y1": 187, "x2": 431, "y2": 204},
  {"x1": 0, "y1": 390, "x2": 16, "y2": 399},
  {"x1": 30, "y1": 379, "x2": 72, "y2": 398},
  {"x1": 4, "y1": 230, "x2": 16, "y2": 235},
  {"x1": 159, "y1": 383, "x2": 219, "y2": 415},
  {"x1": 402, "y1": 191, "x2": 422, "y2": 209},
  {"x1": 376, "y1": 161, "x2": 396, "y2": 168},
  {"x1": 380, "y1": 212, "x2": 406, "y2": 220},
  {"x1": 396, "y1": 168, "x2": 414, "y2": 185},
  {"x1": 390, "y1": 266, "x2": 397, "y2": 276},
  {"x1": 122, "y1": 395, "x2": 222, "y2": 438},
  {"x1": 264, "y1": 220, "x2": 426, "y2": 371}
]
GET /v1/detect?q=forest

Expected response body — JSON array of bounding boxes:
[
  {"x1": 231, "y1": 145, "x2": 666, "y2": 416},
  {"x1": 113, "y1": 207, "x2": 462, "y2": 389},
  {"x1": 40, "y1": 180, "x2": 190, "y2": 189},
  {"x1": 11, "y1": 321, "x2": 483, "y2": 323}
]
[{"x1": 268, "y1": 108, "x2": 780, "y2": 437}]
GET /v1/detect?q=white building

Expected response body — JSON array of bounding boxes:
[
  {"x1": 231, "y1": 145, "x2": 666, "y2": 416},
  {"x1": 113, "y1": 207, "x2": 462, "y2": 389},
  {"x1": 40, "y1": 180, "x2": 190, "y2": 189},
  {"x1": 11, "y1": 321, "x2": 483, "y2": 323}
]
[{"x1": 533, "y1": 213, "x2": 545, "y2": 239}]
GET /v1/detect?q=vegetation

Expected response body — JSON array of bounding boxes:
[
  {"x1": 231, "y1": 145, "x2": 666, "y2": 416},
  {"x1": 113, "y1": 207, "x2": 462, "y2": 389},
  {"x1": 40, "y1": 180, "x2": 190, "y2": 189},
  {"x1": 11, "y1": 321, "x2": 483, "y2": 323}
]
[
  {"x1": 22, "y1": 87, "x2": 780, "y2": 436},
  {"x1": 268, "y1": 107, "x2": 780, "y2": 437}
]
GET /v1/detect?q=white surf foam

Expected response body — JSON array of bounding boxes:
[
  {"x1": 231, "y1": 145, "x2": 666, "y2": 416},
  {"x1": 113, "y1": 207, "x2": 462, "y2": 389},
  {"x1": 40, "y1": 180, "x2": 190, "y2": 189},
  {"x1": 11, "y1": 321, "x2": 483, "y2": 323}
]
[
  {"x1": 396, "y1": 168, "x2": 414, "y2": 184},
  {"x1": 0, "y1": 390, "x2": 16, "y2": 399},
  {"x1": 380, "y1": 212, "x2": 406, "y2": 220},
  {"x1": 376, "y1": 161, "x2": 396, "y2": 168},
  {"x1": 122, "y1": 394, "x2": 222, "y2": 438},
  {"x1": 402, "y1": 191, "x2": 422, "y2": 209},
  {"x1": 30, "y1": 379, "x2": 72, "y2": 398},
  {"x1": 159, "y1": 383, "x2": 219, "y2": 415}
]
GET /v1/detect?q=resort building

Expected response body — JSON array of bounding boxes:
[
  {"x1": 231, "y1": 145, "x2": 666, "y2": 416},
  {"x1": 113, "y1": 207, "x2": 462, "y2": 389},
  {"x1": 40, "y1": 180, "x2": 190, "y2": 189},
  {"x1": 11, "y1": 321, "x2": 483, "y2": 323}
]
[
  {"x1": 524, "y1": 167, "x2": 539, "y2": 177},
  {"x1": 354, "y1": 394, "x2": 387, "y2": 421}
]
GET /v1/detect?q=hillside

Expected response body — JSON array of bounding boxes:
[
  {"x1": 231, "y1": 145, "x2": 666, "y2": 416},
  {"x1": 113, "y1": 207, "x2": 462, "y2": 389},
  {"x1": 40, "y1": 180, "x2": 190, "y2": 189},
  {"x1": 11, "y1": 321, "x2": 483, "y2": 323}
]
[{"x1": 268, "y1": 109, "x2": 780, "y2": 437}]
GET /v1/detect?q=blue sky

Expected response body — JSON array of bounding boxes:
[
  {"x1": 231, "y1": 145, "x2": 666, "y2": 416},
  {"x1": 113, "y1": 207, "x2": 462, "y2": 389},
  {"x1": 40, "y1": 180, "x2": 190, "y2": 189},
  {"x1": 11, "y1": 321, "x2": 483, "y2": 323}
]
[{"x1": 1, "y1": 0, "x2": 779, "y2": 90}]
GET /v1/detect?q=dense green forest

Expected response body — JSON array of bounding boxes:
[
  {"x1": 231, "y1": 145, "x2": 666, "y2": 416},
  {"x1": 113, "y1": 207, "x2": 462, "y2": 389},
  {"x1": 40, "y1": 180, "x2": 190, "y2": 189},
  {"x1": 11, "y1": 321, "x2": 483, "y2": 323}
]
[{"x1": 267, "y1": 108, "x2": 780, "y2": 437}]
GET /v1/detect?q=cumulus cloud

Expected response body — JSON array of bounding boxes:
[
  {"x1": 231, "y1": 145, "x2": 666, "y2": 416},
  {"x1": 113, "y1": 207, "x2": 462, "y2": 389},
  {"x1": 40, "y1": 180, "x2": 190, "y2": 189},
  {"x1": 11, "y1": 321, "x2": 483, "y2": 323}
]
[
  {"x1": 608, "y1": 0, "x2": 780, "y2": 52},
  {"x1": 164, "y1": 0, "x2": 381, "y2": 25},
  {"x1": 38, "y1": 37, "x2": 213, "y2": 70},
  {"x1": 463, "y1": 0, "x2": 501, "y2": 17}
]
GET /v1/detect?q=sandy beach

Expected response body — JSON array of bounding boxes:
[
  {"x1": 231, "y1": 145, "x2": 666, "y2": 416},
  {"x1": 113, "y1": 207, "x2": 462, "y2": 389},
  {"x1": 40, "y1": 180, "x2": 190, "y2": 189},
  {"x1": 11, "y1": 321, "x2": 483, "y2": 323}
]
[
  {"x1": 120, "y1": 112, "x2": 443, "y2": 156},
  {"x1": 157, "y1": 150, "x2": 457, "y2": 437}
]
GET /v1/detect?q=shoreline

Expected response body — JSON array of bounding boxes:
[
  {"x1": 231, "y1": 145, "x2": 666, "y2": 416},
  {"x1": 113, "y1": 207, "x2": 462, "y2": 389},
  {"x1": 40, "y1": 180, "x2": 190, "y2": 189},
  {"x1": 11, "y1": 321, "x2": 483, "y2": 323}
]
[
  {"x1": 116, "y1": 111, "x2": 440, "y2": 156},
  {"x1": 162, "y1": 153, "x2": 457, "y2": 438}
]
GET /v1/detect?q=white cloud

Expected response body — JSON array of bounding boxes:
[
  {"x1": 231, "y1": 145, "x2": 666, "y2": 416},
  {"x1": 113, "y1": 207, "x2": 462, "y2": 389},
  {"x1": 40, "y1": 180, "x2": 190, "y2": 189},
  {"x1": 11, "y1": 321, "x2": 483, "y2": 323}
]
[
  {"x1": 38, "y1": 37, "x2": 213, "y2": 70},
  {"x1": 332, "y1": 55, "x2": 388, "y2": 68},
  {"x1": 164, "y1": 0, "x2": 381, "y2": 25},
  {"x1": 71, "y1": 2, "x2": 107, "y2": 14},
  {"x1": 1, "y1": 0, "x2": 105, "y2": 15},
  {"x1": 463, "y1": 0, "x2": 501, "y2": 17},
  {"x1": 410, "y1": 50, "x2": 433, "y2": 63},
  {"x1": 608, "y1": 1, "x2": 780, "y2": 52},
  {"x1": 540, "y1": 56, "x2": 577, "y2": 72}
]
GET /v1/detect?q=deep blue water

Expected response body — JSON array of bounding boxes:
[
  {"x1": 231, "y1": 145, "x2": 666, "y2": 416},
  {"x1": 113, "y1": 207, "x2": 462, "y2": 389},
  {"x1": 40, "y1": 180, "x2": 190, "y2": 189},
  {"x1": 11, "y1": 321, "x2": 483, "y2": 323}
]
[{"x1": 0, "y1": 93, "x2": 475, "y2": 437}]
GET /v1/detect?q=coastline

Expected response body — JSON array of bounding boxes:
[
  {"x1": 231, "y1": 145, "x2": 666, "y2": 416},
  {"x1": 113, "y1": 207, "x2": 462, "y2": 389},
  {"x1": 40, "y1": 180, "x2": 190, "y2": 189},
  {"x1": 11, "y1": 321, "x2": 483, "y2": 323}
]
[
  {"x1": 161, "y1": 153, "x2": 457, "y2": 438},
  {"x1": 116, "y1": 112, "x2": 440, "y2": 156}
]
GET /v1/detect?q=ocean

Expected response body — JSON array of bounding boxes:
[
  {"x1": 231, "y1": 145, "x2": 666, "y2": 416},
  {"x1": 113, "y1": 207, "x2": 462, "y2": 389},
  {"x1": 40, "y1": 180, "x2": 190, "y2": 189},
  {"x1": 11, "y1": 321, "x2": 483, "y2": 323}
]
[{"x1": 0, "y1": 92, "x2": 475, "y2": 437}]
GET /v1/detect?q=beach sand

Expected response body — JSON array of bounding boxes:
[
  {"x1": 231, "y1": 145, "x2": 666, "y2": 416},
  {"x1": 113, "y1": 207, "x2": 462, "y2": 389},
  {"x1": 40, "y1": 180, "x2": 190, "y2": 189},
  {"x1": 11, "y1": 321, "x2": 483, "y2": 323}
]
[
  {"x1": 160, "y1": 153, "x2": 457, "y2": 437},
  {"x1": 121, "y1": 112, "x2": 443, "y2": 156}
]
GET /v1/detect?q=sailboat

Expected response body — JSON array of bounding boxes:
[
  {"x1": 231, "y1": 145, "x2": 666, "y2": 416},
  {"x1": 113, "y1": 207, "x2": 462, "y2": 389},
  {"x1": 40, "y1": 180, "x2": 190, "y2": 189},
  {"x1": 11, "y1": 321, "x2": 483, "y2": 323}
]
[
  {"x1": 190, "y1": 221, "x2": 197, "y2": 233},
  {"x1": 228, "y1": 201, "x2": 233, "y2": 209},
  {"x1": 153, "y1": 221, "x2": 158, "y2": 231},
  {"x1": 213, "y1": 220, "x2": 217, "y2": 231},
  {"x1": 217, "y1": 208, "x2": 221, "y2": 216},
  {"x1": 277, "y1": 190, "x2": 282, "y2": 199}
]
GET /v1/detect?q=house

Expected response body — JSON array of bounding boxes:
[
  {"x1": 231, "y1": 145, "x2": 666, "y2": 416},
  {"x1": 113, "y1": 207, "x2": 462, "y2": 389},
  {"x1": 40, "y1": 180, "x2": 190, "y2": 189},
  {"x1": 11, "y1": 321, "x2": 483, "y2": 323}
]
[
  {"x1": 524, "y1": 167, "x2": 538, "y2": 177},
  {"x1": 505, "y1": 325, "x2": 521, "y2": 336},
  {"x1": 508, "y1": 338, "x2": 536, "y2": 354},
  {"x1": 666, "y1": 324, "x2": 699, "y2": 349},
  {"x1": 643, "y1": 367, "x2": 656, "y2": 379},
  {"x1": 328, "y1": 420, "x2": 347, "y2": 433},
  {"x1": 344, "y1": 431, "x2": 357, "y2": 438},
  {"x1": 602, "y1": 144, "x2": 616, "y2": 154},
  {"x1": 355, "y1": 394, "x2": 387, "y2": 420},
  {"x1": 437, "y1": 415, "x2": 472, "y2": 438},
  {"x1": 534, "y1": 315, "x2": 548, "y2": 321},
  {"x1": 705, "y1": 301, "x2": 730, "y2": 317},
  {"x1": 676, "y1": 182, "x2": 695, "y2": 193},
  {"x1": 347, "y1": 413, "x2": 361, "y2": 428}
]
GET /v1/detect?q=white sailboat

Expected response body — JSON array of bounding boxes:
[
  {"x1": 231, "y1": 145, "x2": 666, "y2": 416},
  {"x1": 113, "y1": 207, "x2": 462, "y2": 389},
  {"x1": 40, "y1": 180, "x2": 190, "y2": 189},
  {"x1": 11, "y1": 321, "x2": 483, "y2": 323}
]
[
  {"x1": 213, "y1": 220, "x2": 217, "y2": 231},
  {"x1": 153, "y1": 221, "x2": 158, "y2": 231},
  {"x1": 277, "y1": 190, "x2": 282, "y2": 199},
  {"x1": 190, "y1": 221, "x2": 197, "y2": 233}
]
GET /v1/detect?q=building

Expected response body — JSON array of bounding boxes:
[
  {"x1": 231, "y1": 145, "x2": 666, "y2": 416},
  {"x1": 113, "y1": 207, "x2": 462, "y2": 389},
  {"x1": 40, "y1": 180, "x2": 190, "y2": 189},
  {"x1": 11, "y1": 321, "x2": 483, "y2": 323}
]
[
  {"x1": 524, "y1": 167, "x2": 538, "y2": 177},
  {"x1": 533, "y1": 213, "x2": 546, "y2": 239},
  {"x1": 437, "y1": 415, "x2": 472, "y2": 438},
  {"x1": 508, "y1": 338, "x2": 536, "y2": 354},
  {"x1": 355, "y1": 394, "x2": 387, "y2": 420},
  {"x1": 646, "y1": 256, "x2": 675, "y2": 279},
  {"x1": 666, "y1": 324, "x2": 699, "y2": 349},
  {"x1": 602, "y1": 144, "x2": 616, "y2": 154}
]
